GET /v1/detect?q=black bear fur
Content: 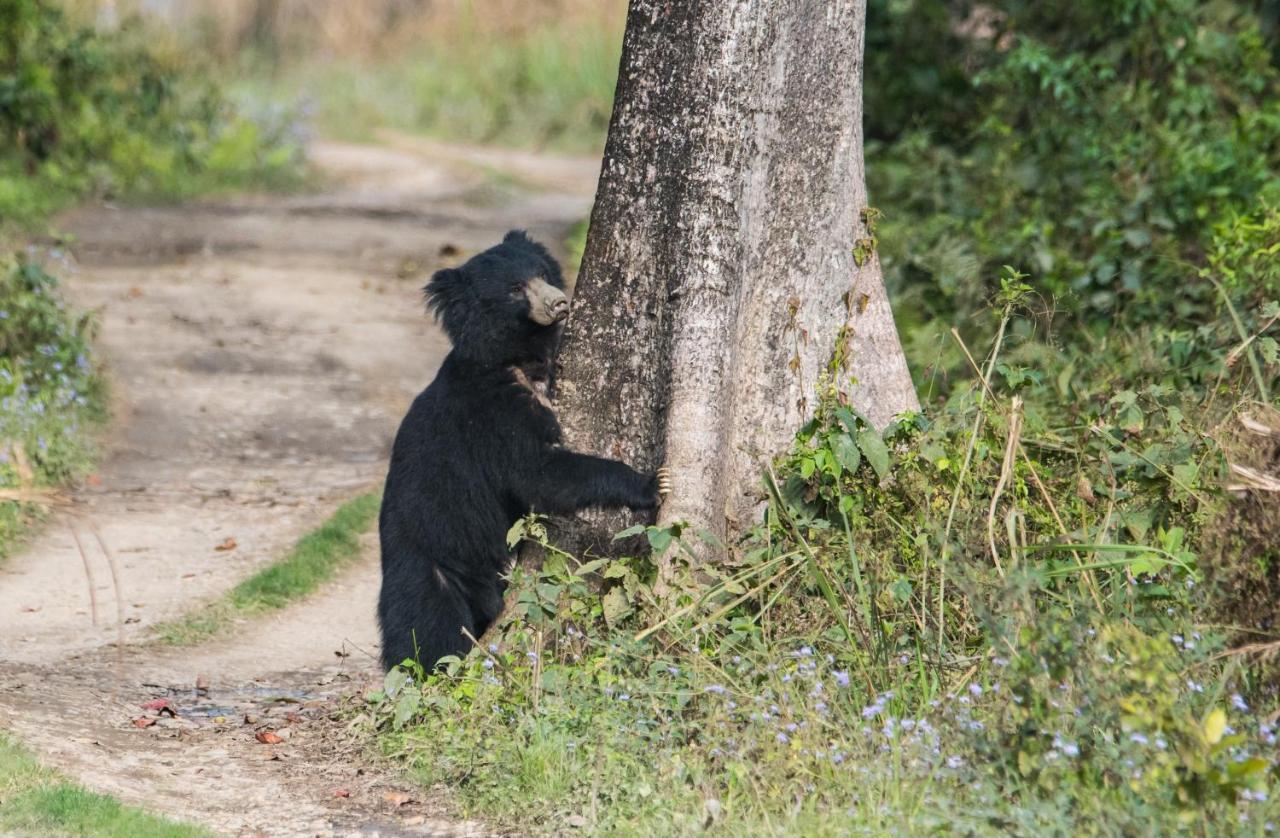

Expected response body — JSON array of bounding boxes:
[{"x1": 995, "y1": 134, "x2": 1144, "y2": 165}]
[{"x1": 377, "y1": 230, "x2": 661, "y2": 671}]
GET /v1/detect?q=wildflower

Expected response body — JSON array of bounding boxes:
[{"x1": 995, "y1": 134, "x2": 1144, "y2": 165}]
[
  {"x1": 1172, "y1": 635, "x2": 1184, "y2": 646},
  {"x1": 666, "y1": 665, "x2": 679, "y2": 676},
  {"x1": 968, "y1": 683, "x2": 983, "y2": 698},
  {"x1": 832, "y1": 670, "x2": 850, "y2": 688},
  {"x1": 993, "y1": 656, "x2": 1009, "y2": 668},
  {"x1": 1154, "y1": 736, "x2": 1167, "y2": 751},
  {"x1": 617, "y1": 693, "x2": 630, "y2": 701},
  {"x1": 1232, "y1": 693, "x2": 1249, "y2": 712},
  {"x1": 704, "y1": 684, "x2": 727, "y2": 695},
  {"x1": 861, "y1": 702, "x2": 883, "y2": 719},
  {"x1": 795, "y1": 646, "x2": 813, "y2": 657},
  {"x1": 776, "y1": 732, "x2": 789, "y2": 744},
  {"x1": 785, "y1": 722, "x2": 798, "y2": 733},
  {"x1": 482, "y1": 658, "x2": 494, "y2": 670},
  {"x1": 945, "y1": 755, "x2": 964, "y2": 769},
  {"x1": 1187, "y1": 679, "x2": 1204, "y2": 693},
  {"x1": 1129, "y1": 732, "x2": 1149, "y2": 746},
  {"x1": 967, "y1": 720, "x2": 984, "y2": 732},
  {"x1": 526, "y1": 650, "x2": 538, "y2": 661},
  {"x1": 814, "y1": 701, "x2": 828, "y2": 712},
  {"x1": 488, "y1": 643, "x2": 498, "y2": 653}
]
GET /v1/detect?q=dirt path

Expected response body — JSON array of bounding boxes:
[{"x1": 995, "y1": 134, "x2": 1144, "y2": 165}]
[{"x1": 0, "y1": 137, "x2": 597, "y2": 835}]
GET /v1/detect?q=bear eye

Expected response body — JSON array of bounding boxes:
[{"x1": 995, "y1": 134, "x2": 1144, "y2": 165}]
[{"x1": 510, "y1": 282, "x2": 524, "y2": 294}]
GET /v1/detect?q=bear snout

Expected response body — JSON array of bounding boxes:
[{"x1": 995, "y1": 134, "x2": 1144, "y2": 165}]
[{"x1": 526, "y1": 277, "x2": 569, "y2": 326}]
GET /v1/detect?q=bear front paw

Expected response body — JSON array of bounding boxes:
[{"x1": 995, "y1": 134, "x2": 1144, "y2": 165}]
[{"x1": 656, "y1": 466, "x2": 672, "y2": 499}]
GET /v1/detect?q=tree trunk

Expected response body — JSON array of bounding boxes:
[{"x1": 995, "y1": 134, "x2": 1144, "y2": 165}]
[{"x1": 555, "y1": 0, "x2": 918, "y2": 557}]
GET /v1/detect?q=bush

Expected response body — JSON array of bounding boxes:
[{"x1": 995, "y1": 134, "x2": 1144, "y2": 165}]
[
  {"x1": 0, "y1": 255, "x2": 102, "y2": 557},
  {"x1": 0, "y1": 0, "x2": 306, "y2": 230},
  {"x1": 365, "y1": 287, "x2": 1278, "y2": 831},
  {"x1": 867, "y1": 0, "x2": 1280, "y2": 341}
]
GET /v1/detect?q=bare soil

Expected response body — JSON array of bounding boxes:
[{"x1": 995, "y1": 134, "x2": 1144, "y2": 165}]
[{"x1": 0, "y1": 136, "x2": 597, "y2": 836}]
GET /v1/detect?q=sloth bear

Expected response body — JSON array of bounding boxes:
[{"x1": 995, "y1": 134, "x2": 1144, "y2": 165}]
[{"x1": 378, "y1": 230, "x2": 667, "y2": 671}]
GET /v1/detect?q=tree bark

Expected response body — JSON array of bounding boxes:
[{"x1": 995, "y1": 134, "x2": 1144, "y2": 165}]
[{"x1": 555, "y1": 0, "x2": 918, "y2": 556}]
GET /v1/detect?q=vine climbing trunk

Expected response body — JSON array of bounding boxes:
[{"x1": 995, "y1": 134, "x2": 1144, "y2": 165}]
[{"x1": 555, "y1": 0, "x2": 919, "y2": 558}]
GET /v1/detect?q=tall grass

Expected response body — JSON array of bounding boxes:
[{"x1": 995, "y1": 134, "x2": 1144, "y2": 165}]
[{"x1": 227, "y1": 2, "x2": 626, "y2": 153}]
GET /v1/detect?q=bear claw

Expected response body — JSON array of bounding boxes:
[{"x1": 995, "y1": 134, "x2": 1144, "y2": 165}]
[{"x1": 656, "y1": 467, "x2": 672, "y2": 497}]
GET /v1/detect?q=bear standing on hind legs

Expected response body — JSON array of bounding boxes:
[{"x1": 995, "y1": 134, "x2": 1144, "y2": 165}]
[{"x1": 377, "y1": 231, "x2": 669, "y2": 672}]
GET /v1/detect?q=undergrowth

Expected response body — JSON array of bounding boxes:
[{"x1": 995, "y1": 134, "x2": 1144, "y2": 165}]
[
  {"x1": 364, "y1": 276, "x2": 1279, "y2": 833},
  {"x1": 0, "y1": 255, "x2": 103, "y2": 559}
]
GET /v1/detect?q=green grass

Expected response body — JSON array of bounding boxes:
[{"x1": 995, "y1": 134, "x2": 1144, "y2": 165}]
[
  {"x1": 0, "y1": 734, "x2": 212, "y2": 837},
  {"x1": 234, "y1": 14, "x2": 622, "y2": 154},
  {"x1": 155, "y1": 492, "x2": 380, "y2": 645}
]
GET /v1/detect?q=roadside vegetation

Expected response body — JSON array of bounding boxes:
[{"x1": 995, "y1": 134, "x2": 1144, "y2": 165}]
[
  {"x1": 0, "y1": 734, "x2": 211, "y2": 837},
  {"x1": 176, "y1": 0, "x2": 625, "y2": 154},
  {"x1": 0, "y1": 0, "x2": 308, "y2": 558},
  {"x1": 362, "y1": 0, "x2": 1280, "y2": 832},
  {"x1": 154, "y1": 492, "x2": 380, "y2": 645}
]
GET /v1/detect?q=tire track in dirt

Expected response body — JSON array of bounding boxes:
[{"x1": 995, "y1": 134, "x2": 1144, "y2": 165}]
[{"x1": 0, "y1": 138, "x2": 596, "y2": 836}]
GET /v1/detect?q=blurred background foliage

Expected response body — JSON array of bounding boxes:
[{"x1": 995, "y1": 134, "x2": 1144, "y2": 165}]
[{"x1": 0, "y1": 0, "x2": 306, "y2": 232}]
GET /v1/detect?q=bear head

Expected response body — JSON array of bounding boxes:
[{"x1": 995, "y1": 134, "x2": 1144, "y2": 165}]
[{"x1": 424, "y1": 230, "x2": 568, "y2": 367}]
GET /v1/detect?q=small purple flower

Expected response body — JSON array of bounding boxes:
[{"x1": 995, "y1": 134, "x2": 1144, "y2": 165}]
[
  {"x1": 832, "y1": 670, "x2": 850, "y2": 688},
  {"x1": 1129, "y1": 732, "x2": 1149, "y2": 746},
  {"x1": 776, "y1": 732, "x2": 789, "y2": 744},
  {"x1": 968, "y1": 683, "x2": 983, "y2": 698},
  {"x1": 1232, "y1": 693, "x2": 1249, "y2": 712},
  {"x1": 704, "y1": 684, "x2": 726, "y2": 695}
]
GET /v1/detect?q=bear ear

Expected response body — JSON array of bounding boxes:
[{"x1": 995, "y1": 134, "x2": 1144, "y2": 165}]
[
  {"x1": 503, "y1": 229, "x2": 530, "y2": 244},
  {"x1": 423, "y1": 267, "x2": 467, "y2": 319}
]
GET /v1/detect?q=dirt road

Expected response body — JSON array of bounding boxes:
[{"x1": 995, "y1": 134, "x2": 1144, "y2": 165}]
[{"x1": 0, "y1": 136, "x2": 598, "y2": 835}]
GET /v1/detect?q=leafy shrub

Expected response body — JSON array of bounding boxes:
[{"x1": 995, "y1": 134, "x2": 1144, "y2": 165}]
[
  {"x1": 366, "y1": 292, "x2": 1278, "y2": 832},
  {"x1": 0, "y1": 255, "x2": 102, "y2": 556},
  {"x1": 0, "y1": 0, "x2": 306, "y2": 230},
  {"x1": 867, "y1": 0, "x2": 1280, "y2": 338}
]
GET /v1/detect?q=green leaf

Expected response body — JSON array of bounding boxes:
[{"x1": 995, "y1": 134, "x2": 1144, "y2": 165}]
[
  {"x1": 857, "y1": 429, "x2": 891, "y2": 479},
  {"x1": 575, "y1": 558, "x2": 610, "y2": 576},
  {"x1": 1203, "y1": 709, "x2": 1226, "y2": 745},
  {"x1": 647, "y1": 528, "x2": 673, "y2": 552},
  {"x1": 1258, "y1": 336, "x2": 1278, "y2": 365},
  {"x1": 392, "y1": 687, "x2": 420, "y2": 730},
  {"x1": 831, "y1": 433, "x2": 861, "y2": 473},
  {"x1": 601, "y1": 563, "x2": 630, "y2": 579},
  {"x1": 613, "y1": 524, "x2": 646, "y2": 541},
  {"x1": 602, "y1": 587, "x2": 632, "y2": 627},
  {"x1": 834, "y1": 407, "x2": 865, "y2": 434},
  {"x1": 383, "y1": 667, "x2": 409, "y2": 698},
  {"x1": 505, "y1": 518, "x2": 528, "y2": 550},
  {"x1": 799, "y1": 457, "x2": 816, "y2": 479}
]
